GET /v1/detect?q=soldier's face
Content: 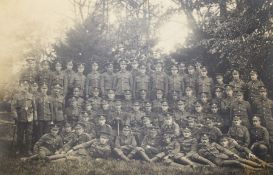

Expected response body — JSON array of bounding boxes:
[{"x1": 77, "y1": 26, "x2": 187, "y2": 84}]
[
  {"x1": 188, "y1": 68, "x2": 194, "y2": 74},
  {"x1": 76, "y1": 127, "x2": 84, "y2": 135},
  {"x1": 93, "y1": 90, "x2": 99, "y2": 97},
  {"x1": 123, "y1": 129, "x2": 130, "y2": 136},
  {"x1": 115, "y1": 104, "x2": 121, "y2": 110},
  {"x1": 41, "y1": 88, "x2": 48, "y2": 95},
  {"x1": 132, "y1": 63, "x2": 138, "y2": 69},
  {"x1": 67, "y1": 62, "x2": 73, "y2": 70},
  {"x1": 149, "y1": 130, "x2": 157, "y2": 138},
  {"x1": 164, "y1": 118, "x2": 172, "y2": 125},
  {"x1": 201, "y1": 95, "x2": 208, "y2": 103},
  {"x1": 55, "y1": 64, "x2": 62, "y2": 71},
  {"x1": 161, "y1": 104, "x2": 168, "y2": 111},
  {"x1": 99, "y1": 137, "x2": 109, "y2": 144},
  {"x1": 236, "y1": 95, "x2": 243, "y2": 101},
  {"x1": 185, "y1": 89, "x2": 192, "y2": 96},
  {"x1": 145, "y1": 106, "x2": 152, "y2": 112},
  {"x1": 260, "y1": 91, "x2": 267, "y2": 98},
  {"x1": 102, "y1": 103, "x2": 109, "y2": 109},
  {"x1": 156, "y1": 92, "x2": 163, "y2": 99},
  {"x1": 98, "y1": 119, "x2": 106, "y2": 125},
  {"x1": 201, "y1": 71, "x2": 207, "y2": 77},
  {"x1": 233, "y1": 74, "x2": 239, "y2": 80},
  {"x1": 188, "y1": 121, "x2": 195, "y2": 128},
  {"x1": 215, "y1": 91, "x2": 222, "y2": 97},
  {"x1": 42, "y1": 62, "x2": 50, "y2": 70},
  {"x1": 216, "y1": 77, "x2": 223, "y2": 83},
  {"x1": 195, "y1": 106, "x2": 202, "y2": 113},
  {"x1": 250, "y1": 74, "x2": 257, "y2": 80},
  {"x1": 177, "y1": 104, "x2": 185, "y2": 110},
  {"x1": 233, "y1": 118, "x2": 241, "y2": 126},
  {"x1": 54, "y1": 88, "x2": 61, "y2": 95},
  {"x1": 85, "y1": 105, "x2": 92, "y2": 111},
  {"x1": 73, "y1": 88, "x2": 80, "y2": 97},
  {"x1": 51, "y1": 129, "x2": 59, "y2": 136},
  {"x1": 120, "y1": 63, "x2": 127, "y2": 70},
  {"x1": 92, "y1": 63, "x2": 99, "y2": 71},
  {"x1": 124, "y1": 93, "x2": 132, "y2": 100},
  {"x1": 164, "y1": 137, "x2": 171, "y2": 144},
  {"x1": 226, "y1": 89, "x2": 233, "y2": 96},
  {"x1": 31, "y1": 85, "x2": 38, "y2": 92},
  {"x1": 179, "y1": 64, "x2": 185, "y2": 71},
  {"x1": 183, "y1": 131, "x2": 191, "y2": 138},
  {"x1": 107, "y1": 92, "x2": 115, "y2": 99},
  {"x1": 171, "y1": 68, "x2": 178, "y2": 75},
  {"x1": 143, "y1": 118, "x2": 151, "y2": 126},
  {"x1": 200, "y1": 137, "x2": 209, "y2": 144},
  {"x1": 133, "y1": 105, "x2": 140, "y2": 111},
  {"x1": 139, "y1": 67, "x2": 146, "y2": 74},
  {"x1": 252, "y1": 118, "x2": 261, "y2": 127},
  {"x1": 155, "y1": 64, "x2": 162, "y2": 71},
  {"x1": 140, "y1": 90, "x2": 147, "y2": 98},
  {"x1": 78, "y1": 66, "x2": 85, "y2": 73},
  {"x1": 211, "y1": 106, "x2": 218, "y2": 113},
  {"x1": 65, "y1": 126, "x2": 72, "y2": 132},
  {"x1": 107, "y1": 65, "x2": 113, "y2": 72},
  {"x1": 220, "y1": 139, "x2": 229, "y2": 147}
]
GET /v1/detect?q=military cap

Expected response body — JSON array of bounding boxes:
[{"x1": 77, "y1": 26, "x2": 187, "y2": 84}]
[
  {"x1": 156, "y1": 89, "x2": 164, "y2": 93},
  {"x1": 119, "y1": 59, "x2": 127, "y2": 65},
  {"x1": 186, "y1": 115, "x2": 195, "y2": 122},
  {"x1": 74, "y1": 123, "x2": 85, "y2": 129},
  {"x1": 187, "y1": 65, "x2": 194, "y2": 70},
  {"x1": 154, "y1": 59, "x2": 163, "y2": 65},
  {"x1": 225, "y1": 84, "x2": 234, "y2": 90},
  {"x1": 170, "y1": 64, "x2": 178, "y2": 70},
  {"x1": 250, "y1": 70, "x2": 257, "y2": 75},
  {"x1": 185, "y1": 86, "x2": 193, "y2": 91},
  {"x1": 215, "y1": 74, "x2": 223, "y2": 78},
  {"x1": 161, "y1": 100, "x2": 169, "y2": 106},
  {"x1": 236, "y1": 91, "x2": 244, "y2": 96},
  {"x1": 31, "y1": 82, "x2": 38, "y2": 87},
  {"x1": 252, "y1": 114, "x2": 262, "y2": 118},
  {"x1": 124, "y1": 90, "x2": 131, "y2": 95},
  {"x1": 77, "y1": 63, "x2": 85, "y2": 67},
  {"x1": 107, "y1": 89, "x2": 115, "y2": 93},
  {"x1": 165, "y1": 112, "x2": 173, "y2": 118},
  {"x1": 233, "y1": 114, "x2": 243, "y2": 120},
  {"x1": 252, "y1": 115, "x2": 261, "y2": 121},
  {"x1": 177, "y1": 99, "x2": 186, "y2": 105},
  {"x1": 105, "y1": 61, "x2": 114, "y2": 67},
  {"x1": 55, "y1": 61, "x2": 62, "y2": 66},
  {"x1": 26, "y1": 57, "x2": 35, "y2": 62},
  {"x1": 145, "y1": 102, "x2": 152, "y2": 107},
  {"x1": 54, "y1": 84, "x2": 63, "y2": 90},
  {"x1": 64, "y1": 123, "x2": 71, "y2": 128},
  {"x1": 200, "y1": 91, "x2": 209, "y2": 96},
  {"x1": 50, "y1": 124, "x2": 59, "y2": 131},
  {"x1": 259, "y1": 86, "x2": 267, "y2": 92},
  {"x1": 91, "y1": 62, "x2": 99, "y2": 66},
  {"x1": 232, "y1": 70, "x2": 239, "y2": 75},
  {"x1": 211, "y1": 103, "x2": 218, "y2": 108},
  {"x1": 93, "y1": 87, "x2": 100, "y2": 91},
  {"x1": 99, "y1": 131, "x2": 111, "y2": 138},
  {"x1": 215, "y1": 86, "x2": 224, "y2": 91},
  {"x1": 66, "y1": 60, "x2": 73, "y2": 65},
  {"x1": 142, "y1": 115, "x2": 151, "y2": 120},
  {"x1": 200, "y1": 133, "x2": 209, "y2": 139},
  {"x1": 194, "y1": 101, "x2": 202, "y2": 107},
  {"x1": 133, "y1": 101, "x2": 140, "y2": 106},
  {"x1": 148, "y1": 125, "x2": 158, "y2": 131},
  {"x1": 115, "y1": 100, "x2": 122, "y2": 106},
  {"x1": 19, "y1": 79, "x2": 29, "y2": 85},
  {"x1": 123, "y1": 125, "x2": 131, "y2": 131},
  {"x1": 138, "y1": 63, "x2": 146, "y2": 69},
  {"x1": 201, "y1": 67, "x2": 207, "y2": 72},
  {"x1": 41, "y1": 83, "x2": 48, "y2": 89},
  {"x1": 101, "y1": 100, "x2": 109, "y2": 105},
  {"x1": 183, "y1": 127, "x2": 192, "y2": 133},
  {"x1": 97, "y1": 114, "x2": 106, "y2": 120},
  {"x1": 131, "y1": 59, "x2": 138, "y2": 64}
]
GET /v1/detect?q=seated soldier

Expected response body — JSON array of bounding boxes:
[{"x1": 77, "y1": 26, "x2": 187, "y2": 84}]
[
  {"x1": 46, "y1": 123, "x2": 92, "y2": 161},
  {"x1": 227, "y1": 115, "x2": 250, "y2": 147},
  {"x1": 173, "y1": 99, "x2": 190, "y2": 128},
  {"x1": 160, "y1": 113, "x2": 180, "y2": 137},
  {"x1": 208, "y1": 103, "x2": 224, "y2": 132},
  {"x1": 249, "y1": 115, "x2": 270, "y2": 160},
  {"x1": 135, "y1": 126, "x2": 161, "y2": 162},
  {"x1": 69, "y1": 131, "x2": 112, "y2": 160},
  {"x1": 21, "y1": 124, "x2": 63, "y2": 161},
  {"x1": 61, "y1": 123, "x2": 76, "y2": 145},
  {"x1": 78, "y1": 111, "x2": 95, "y2": 136},
  {"x1": 138, "y1": 116, "x2": 154, "y2": 144},
  {"x1": 149, "y1": 134, "x2": 184, "y2": 167},
  {"x1": 197, "y1": 117, "x2": 222, "y2": 143},
  {"x1": 176, "y1": 128, "x2": 215, "y2": 166},
  {"x1": 219, "y1": 136, "x2": 273, "y2": 168},
  {"x1": 197, "y1": 134, "x2": 260, "y2": 170},
  {"x1": 113, "y1": 125, "x2": 137, "y2": 161}
]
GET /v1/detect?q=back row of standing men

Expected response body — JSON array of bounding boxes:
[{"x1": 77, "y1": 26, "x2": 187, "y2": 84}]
[{"x1": 12, "y1": 57, "x2": 273, "y2": 161}]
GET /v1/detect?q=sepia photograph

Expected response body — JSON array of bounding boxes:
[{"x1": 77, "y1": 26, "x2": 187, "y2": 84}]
[{"x1": 0, "y1": 0, "x2": 273, "y2": 174}]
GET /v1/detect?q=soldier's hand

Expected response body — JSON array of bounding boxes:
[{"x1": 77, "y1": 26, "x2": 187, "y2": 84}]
[
  {"x1": 146, "y1": 145, "x2": 151, "y2": 149},
  {"x1": 248, "y1": 153, "x2": 256, "y2": 159}
]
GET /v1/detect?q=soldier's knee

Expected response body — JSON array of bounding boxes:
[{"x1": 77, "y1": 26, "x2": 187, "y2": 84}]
[
  {"x1": 253, "y1": 144, "x2": 268, "y2": 155},
  {"x1": 135, "y1": 147, "x2": 144, "y2": 152}
]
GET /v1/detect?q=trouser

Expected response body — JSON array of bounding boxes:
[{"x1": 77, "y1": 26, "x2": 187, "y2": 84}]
[
  {"x1": 38, "y1": 121, "x2": 50, "y2": 138},
  {"x1": 16, "y1": 121, "x2": 33, "y2": 152}
]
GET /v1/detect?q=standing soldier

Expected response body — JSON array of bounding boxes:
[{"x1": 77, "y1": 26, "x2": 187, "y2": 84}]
[
  {"x1": 196, "y1": 67, "x2": 213, "y2": 98},
  {"x1": 115, "y1": 59, "x2": 133, "y2": 99},
  {"x1": 227, "y1": 115, "x2": 250, "y2": 147},
  {"x1": 51, "y1": 61, "x2": 65, "y2": 94},
  {"x1": 134, "y1": 63, "x2": 150, "y2": 100},
  {"x1": 36, "y1": 83, "x2": 53, "y2": 138},
  {"x1": 63, "y1": 60, "x2": 76, "y2": 98},
  {"x1": 51, "y1": 84, "x2": 66, "y2": 127},
  {"x1": 65, "y1": 96, "x2": 81, "y2": 127},
  {"x1": 252, "y1": 86, "x2": 273, "y2": 148},
  {"x1": 152, "y1": 89, "x2": 164, "y2": 113},
  {"x1": 85, "y1": 62, "x2": 101, "y2": 99},
  {"x1": 230, "y1": 91, "x2": 252, "y2": 128},
  {"x1": 130, "y1": 59, "x2": 139, "y2": 78},
  {"x1": 178, "y1": 62, "x2": 186, "y2": 76},
  {"x1": 72, "y1": 63, "x2": 86, "y2": 97},
  {"x1": 150, "y1": 60, "x2": 168, "y2": 100},
  {"x1": 221, "y1": 84, "x2": 236, "y2": 132},
  {"x1": 95, "y1": 114, "x2": 113, "y2": 139},
  {"x1": 12, "y1": 80, "x2": 36, "y2": 155},
  {"x1": 113, "y1": 125, "x2": 137, "y2": 161},
  {"x1": 191, "y1": 101, "x2": 206, "y2": 126},
  {"x1": 246, "y1": 70, "x2": 264, "y2": 103},
  {"x1": 20, "y1": 57, "x2": 37, "y2": 84},
  {"x1": 198, "y1": 117, "x2": 223, "y2": 143},
  {"x1": 121, "y1": 90, "x2": 133, "y2": 112},
  {"x1": 214, "y1": 74, "x2": 226, "y2": 90},
  {"x1": 184, "y1": 65, "x2": 197, "y2": 96},
  {"x1": 229, "y1": 70, "x2": 246, "y2": 92},
  {"x1": 199, "y1": 92, "x2": 211, "y2": 114},
  {"x1": 209, "y1": 103, "x2": 224, "y2": 132},
  {"x1": 100, "y1": 62, "x2": 116, "y2": 97},
  {"x1": 181, "y1": 86, "x2": 197, "y2": 113},
  {"x1": 87, "y1": 87, "x2": 102, "y2": 111},
  {"x1": 168, "y1": 64, "x2": 184, "y2": 100},
  {"x1": 37, "y1": 60, "x2": 52, "y2": 93}
]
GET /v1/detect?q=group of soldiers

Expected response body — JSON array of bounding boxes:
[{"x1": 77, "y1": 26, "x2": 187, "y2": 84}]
[{"x1": 11, "y1": 57, "x2": 273, "y2": 169}]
